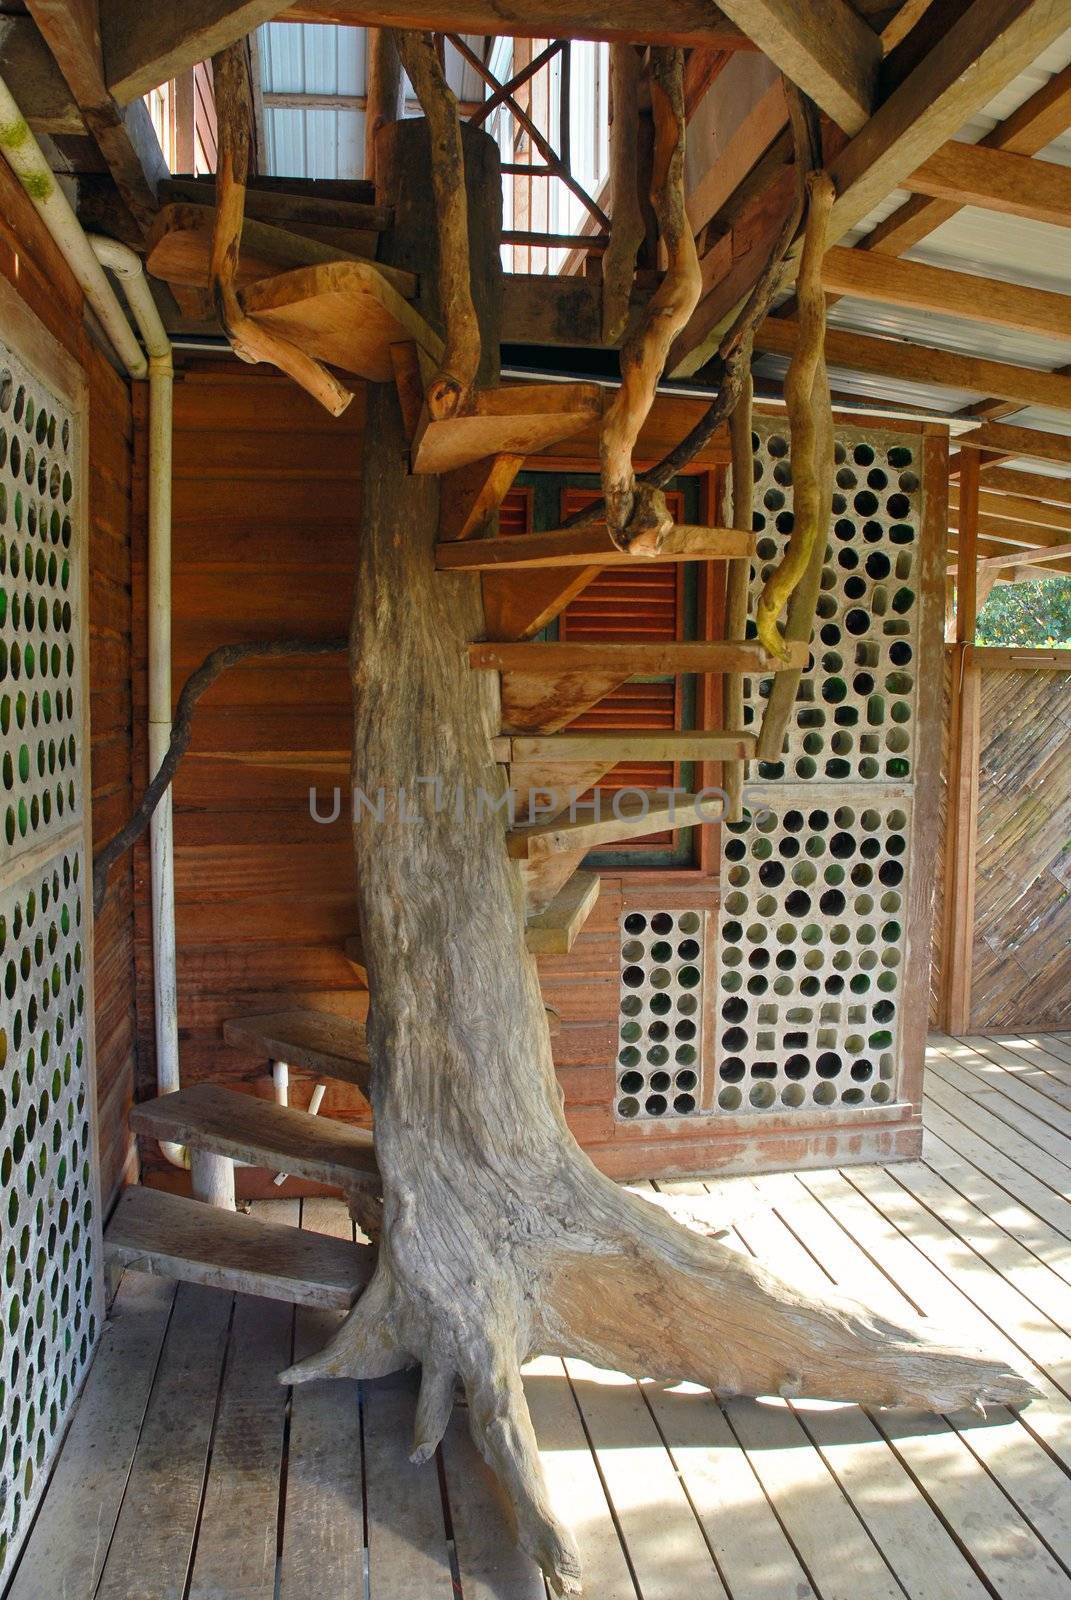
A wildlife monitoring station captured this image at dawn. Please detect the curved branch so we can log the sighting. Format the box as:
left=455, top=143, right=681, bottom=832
left=602, top=44, right=645, bottom=346
left=92, top=636, right=347, bottom=916
left=210, top=44, right=352, bottom=417
left=393, top=30, right=481, bottom=420
left=566, top=79, right=816, bottom=539
left=756, top=169, right=835, bottom=658
left=600, top=47, right=701, bottom=554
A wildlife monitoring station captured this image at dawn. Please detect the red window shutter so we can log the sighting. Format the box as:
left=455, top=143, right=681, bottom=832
left=559, top=489, right=687, bottom=853
left=498, top=486, right=532, bottom=535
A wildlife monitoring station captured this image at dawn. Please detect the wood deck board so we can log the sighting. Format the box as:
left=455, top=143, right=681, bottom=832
left=25, top=1032, right=1071, bottom=1600
left=278, top=1200, right=365, bottom=1600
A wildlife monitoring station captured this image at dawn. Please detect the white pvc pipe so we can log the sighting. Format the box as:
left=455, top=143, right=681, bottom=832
left=85, top=239, right=183, bottom=1170
left=0, top=79, right=147, bottom=379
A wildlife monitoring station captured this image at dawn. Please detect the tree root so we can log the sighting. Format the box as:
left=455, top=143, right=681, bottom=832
left=280, top=1155, right=1037, bottom=1594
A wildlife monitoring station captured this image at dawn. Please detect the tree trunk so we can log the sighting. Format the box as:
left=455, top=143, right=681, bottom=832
left=283, top=122, right=1037, bottom=1596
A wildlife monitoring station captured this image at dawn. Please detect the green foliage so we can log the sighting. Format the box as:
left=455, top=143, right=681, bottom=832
left=976, top=576, right=1071, bottom=648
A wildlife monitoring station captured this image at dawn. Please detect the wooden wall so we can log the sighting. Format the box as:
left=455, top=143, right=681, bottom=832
left=132, top=366, right=364, bottom=1179
left=0, top=155, right=137, bottom=1211
left=970, top=660, right=1071, bottom=1029
left=134, top=363, right=733, bottom=1186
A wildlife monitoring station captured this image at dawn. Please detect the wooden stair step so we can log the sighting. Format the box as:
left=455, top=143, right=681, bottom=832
left=505, top=730, right=757, bottom=762
left=129, top=1083, right=378, bottom=1188
left=160, top=176, right=389, bottom=239
left=104, top=1185, right=370, bottom=1309
left=437, top=524, right=753, bottom=570
left=507, top=790, right=720, bottom=860
left=145, top=202, right=399, bottom=292
left=525, top=870, right=601, bottom=955
left=471, top=639, right=808, bottom=673
left=412, top=382, right=603, bottom=474
left=223, top=1009, right=371, bottom=1094
left=342, top=933, right=368, bottom=985
left=239, top=261, right=443, bottom=384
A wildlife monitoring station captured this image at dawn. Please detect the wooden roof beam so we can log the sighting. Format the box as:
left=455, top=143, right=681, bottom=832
left=102, top=0, right=749, bottom=105
left=702, top=0, right=881, bottom=134
left=818, top=245, right=1071, bottom=341
left=956, top=421, right=1071, bottom=470
left=675, top=0, right=1071, bottom=373
left=859, top=58, right=1071, bottom=261
left=0, top=16, right=84, bottom=134
left=755, top=317, right=1071, bottom=413
left=903, top=140, right=1071, bottom=230
left=978, top=539, right=1071, bottom=568
left=979, top=468, right=1071, bottom=506
left=28, top=0, right=165, bottom=232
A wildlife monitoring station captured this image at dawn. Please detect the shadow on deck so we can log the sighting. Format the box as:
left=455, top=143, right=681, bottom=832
left=6, top=1030, right=1071, bottom=1600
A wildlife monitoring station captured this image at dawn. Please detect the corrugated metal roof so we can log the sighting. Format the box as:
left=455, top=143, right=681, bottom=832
left=259, top=22, right=488, bottom=179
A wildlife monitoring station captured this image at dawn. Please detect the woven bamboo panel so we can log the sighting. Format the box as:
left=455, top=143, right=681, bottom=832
left=970, top=665, right=1071, bottom=1029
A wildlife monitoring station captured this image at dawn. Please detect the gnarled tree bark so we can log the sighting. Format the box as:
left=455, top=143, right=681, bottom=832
left=600, top=47, right=702, bottom=554
left=281, top=117, right=1036, bottom=1597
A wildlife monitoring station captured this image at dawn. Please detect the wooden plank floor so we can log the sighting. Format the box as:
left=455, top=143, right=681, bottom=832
left=9, top=1031, right=1071, bottom=1600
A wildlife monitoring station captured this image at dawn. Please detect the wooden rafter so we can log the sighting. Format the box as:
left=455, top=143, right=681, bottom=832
left=283, top=0, right=750, bottom=46
left=676, top=0, right=1071, bottom=374
left=859, top=58, right=1071, bottom=261
left=956, top=422, right=1071, bottom=470
left=978, top=539, right=1071, bottom=569
left=710, top=0, right=880, bottom=134
left=101, top=0, right=749, bottom=108
left=27, top=0, right=166, bottom=232
left=0, top=16, right=84, bottom=135
left=755, top=318, right=1071, bottom=415
left=903, top=141, right=1071, bottom=230
left=819, top=245, right=1071, bottom=341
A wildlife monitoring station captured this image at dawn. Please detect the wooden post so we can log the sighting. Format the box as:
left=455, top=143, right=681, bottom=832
left=941, top=446, right=982, bottom=1033
left=364, top=29, right=404, bottom=186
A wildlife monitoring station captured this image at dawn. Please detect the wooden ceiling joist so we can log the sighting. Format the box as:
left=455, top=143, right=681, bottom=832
left=27, top=0, right=166, bottom=233
left=819, top=245, right=1071, bottom=343
left=825, top=0, right=1071, bottom=246
left=904, top=141, right=1071, bottom=230
left=859, top=59, right=1071, bottom=261
left=951, top=488, right=1071, bottom=534
left=676, top=0, right=1071, bottom=373
left=701, top=0, right=880, bottom=134
left=0, top=16, right=84, bottom=135
left=979, top=539, right=1071, bottom=568
left=980, top=468, right=1071, bottom=506
left=956, top=422, right=1071, bottom=469
left=101, top=0, right=748, bottom=106
left=755, top=318, right=1071, bottom=414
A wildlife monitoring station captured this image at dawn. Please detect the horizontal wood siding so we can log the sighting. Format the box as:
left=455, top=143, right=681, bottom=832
left=133, top=367, right=365, bottom=1179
